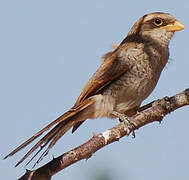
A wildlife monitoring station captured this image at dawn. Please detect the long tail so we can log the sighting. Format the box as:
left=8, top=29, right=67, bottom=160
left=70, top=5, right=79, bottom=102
left=4, top=98, right=95, bottom=167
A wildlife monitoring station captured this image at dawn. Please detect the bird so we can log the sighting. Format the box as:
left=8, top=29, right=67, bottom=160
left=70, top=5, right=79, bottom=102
left=4, top=12, right=184, bottom=167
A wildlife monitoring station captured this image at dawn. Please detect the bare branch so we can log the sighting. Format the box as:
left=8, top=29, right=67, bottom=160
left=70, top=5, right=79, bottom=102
left=18, top=88, right=189, bottom=180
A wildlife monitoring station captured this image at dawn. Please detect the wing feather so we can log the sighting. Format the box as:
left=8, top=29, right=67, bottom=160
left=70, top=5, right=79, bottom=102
left=72, top=49, right=129, bottom=132
left=74, top=50, right=129, bottom=106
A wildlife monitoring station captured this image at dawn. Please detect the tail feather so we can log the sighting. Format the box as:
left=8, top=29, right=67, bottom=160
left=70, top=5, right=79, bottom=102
left=16, top=118, right=72, bottom=167
left=4, top=111, right=75, bottom=160
left=4, top=113, right=66, bottom=160
left=4, top=97, right=95, bottom=166
left=33, top=119, right=74, bottom=167
left=72, top=121, right=85, bottom=133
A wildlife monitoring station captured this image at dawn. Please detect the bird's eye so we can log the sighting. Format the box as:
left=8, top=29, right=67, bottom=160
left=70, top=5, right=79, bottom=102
left=153, top=18, right=164, bottom=26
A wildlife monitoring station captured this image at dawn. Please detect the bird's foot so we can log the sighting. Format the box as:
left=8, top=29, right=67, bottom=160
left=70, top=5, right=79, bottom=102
left=111, top=111, right=137, bottom=137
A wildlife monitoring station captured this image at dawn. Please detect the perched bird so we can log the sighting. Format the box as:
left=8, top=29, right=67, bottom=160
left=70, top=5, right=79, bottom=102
left=4, top=12, right=184, bottom=167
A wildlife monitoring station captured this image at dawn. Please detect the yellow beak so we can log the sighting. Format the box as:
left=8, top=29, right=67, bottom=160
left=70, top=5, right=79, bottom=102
left=161, top=20, right=184, bottom=32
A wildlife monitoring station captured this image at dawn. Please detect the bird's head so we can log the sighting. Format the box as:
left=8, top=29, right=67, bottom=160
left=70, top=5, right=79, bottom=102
left=125, top=12, right=184, bottom=46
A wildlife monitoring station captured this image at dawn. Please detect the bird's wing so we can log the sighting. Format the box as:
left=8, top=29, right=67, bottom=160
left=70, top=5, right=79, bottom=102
left=72, top=48, right=129, bottom=132
left=74, top=49, right=129, bottom=107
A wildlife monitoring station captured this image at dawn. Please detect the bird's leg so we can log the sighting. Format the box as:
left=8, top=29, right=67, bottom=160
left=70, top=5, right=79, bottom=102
left=111, top=111, right=137, bottom=137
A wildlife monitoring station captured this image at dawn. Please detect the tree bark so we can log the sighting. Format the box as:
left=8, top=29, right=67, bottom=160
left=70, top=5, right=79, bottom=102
left=18, top=88, right=189, bottom=180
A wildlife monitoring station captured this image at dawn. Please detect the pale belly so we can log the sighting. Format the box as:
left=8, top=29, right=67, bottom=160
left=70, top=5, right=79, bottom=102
left=93, top=45, right=168, bottom=118
left=97, top=67, right=161, bottom=118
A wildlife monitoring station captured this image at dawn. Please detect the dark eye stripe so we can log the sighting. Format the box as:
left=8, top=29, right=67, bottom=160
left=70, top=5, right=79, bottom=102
left=143, top=18, right=169, bottom=29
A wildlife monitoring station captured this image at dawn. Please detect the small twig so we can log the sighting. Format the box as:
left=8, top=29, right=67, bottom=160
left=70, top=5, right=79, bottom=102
left=18, top=88, right=189, bottom=180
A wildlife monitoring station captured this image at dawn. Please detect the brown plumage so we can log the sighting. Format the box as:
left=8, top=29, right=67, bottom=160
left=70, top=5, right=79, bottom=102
left=4, top=12, right=184, bottom=167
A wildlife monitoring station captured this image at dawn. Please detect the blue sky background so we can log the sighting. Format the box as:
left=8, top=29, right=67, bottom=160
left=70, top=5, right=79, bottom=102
left=1, top=1, right=189, bottom=179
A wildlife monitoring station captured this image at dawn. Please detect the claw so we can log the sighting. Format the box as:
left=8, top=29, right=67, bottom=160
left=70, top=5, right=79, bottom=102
left=112, top=111, right=137, bottom=136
